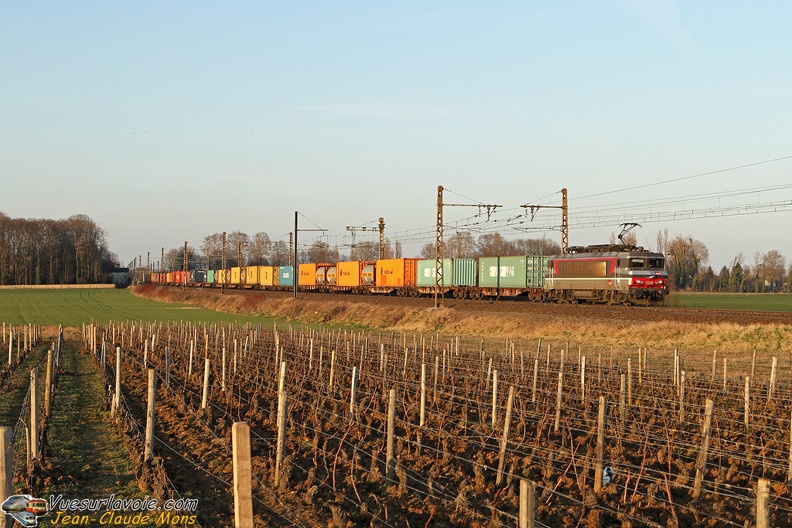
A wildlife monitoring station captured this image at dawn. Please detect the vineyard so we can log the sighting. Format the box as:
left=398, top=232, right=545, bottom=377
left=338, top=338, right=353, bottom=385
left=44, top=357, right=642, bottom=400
left=25, top=320, right=783, bottom=527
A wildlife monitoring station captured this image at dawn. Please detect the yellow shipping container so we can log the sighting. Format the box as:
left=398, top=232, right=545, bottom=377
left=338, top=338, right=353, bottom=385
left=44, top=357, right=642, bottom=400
left=259, top=266, right=275, bottom=287
left=231, top=267, right=242, bottom=285
left=376, top=258, right=418, bottom=287
left=245, top=266, right=259, bottom=285
left=216, top=269, right=226, bottom=284
left=337, top=261, right=362, bottom=287
left=299, top=263, right=318, bottom=286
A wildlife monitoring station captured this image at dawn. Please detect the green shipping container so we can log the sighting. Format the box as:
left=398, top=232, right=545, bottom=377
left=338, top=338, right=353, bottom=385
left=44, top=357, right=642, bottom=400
left=416, top=259, right=453, bottom=287
left=526, top=255, right=548, bottom=288
left=206, top=270, right=216, bottom=284
left=479, top=256, right=547, bottom=289
left=479, top=256, right=526, bottom=288
left=452, top=258, right=477, bottom=287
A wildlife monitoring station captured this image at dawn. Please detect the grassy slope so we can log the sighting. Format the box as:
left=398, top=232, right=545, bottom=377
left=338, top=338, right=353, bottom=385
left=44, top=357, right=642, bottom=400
left=0, top=289, right=277, bottom=326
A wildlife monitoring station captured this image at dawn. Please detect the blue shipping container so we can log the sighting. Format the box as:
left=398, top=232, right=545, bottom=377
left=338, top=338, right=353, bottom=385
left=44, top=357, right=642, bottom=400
left=278, top=266, right=294, bottom=287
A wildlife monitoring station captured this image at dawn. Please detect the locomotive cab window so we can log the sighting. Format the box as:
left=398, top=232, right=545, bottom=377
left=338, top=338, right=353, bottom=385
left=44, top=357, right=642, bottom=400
left=648, top=258, right=664, bottom=269
left=629, top=258, right=645, bottom=269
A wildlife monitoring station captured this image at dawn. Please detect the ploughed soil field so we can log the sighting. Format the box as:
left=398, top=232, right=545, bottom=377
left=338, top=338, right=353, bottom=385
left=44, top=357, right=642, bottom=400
left=91, top=285, right=792, bottom=527
left=79, top=314, right=792, bottom=528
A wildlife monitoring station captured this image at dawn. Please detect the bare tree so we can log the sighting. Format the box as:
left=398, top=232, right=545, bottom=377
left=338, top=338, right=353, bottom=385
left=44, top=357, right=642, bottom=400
left=476, top=233, right=514, bottom=257
left=226, top=230, right=249, bottom=267
left=656, top=229, right=670, bottom=255
left=201, top=233, right=223, bottom=270
left=269, top=240, right=291, bottom=266
left=249, top=232, right=272, bottom=265
left=446, top=231, right=477, bottom=258
left=511, top=236, right=561, bottom=256
left=667, top=236, right=709, bottom=290
left=353, top=241, right=379, bottom=261
left=301, top=240, right=337, bottom=264
left=760, top=249, right=786, bottom=292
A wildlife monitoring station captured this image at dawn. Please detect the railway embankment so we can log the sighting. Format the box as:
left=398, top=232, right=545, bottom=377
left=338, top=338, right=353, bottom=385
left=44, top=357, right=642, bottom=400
left=130, top=285, right=792, bottom=358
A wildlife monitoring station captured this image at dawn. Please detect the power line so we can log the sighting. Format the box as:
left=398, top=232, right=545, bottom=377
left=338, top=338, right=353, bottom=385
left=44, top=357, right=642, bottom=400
left=575, top=154, right=792, bottom=201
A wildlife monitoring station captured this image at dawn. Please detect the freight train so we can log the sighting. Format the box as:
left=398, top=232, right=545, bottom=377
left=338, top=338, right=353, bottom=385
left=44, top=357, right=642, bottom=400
left=144, top=243, right=668, bottom=305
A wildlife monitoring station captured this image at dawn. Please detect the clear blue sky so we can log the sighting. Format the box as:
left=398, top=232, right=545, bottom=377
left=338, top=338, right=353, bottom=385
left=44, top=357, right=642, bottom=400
left=2, top=1, right=791, bottom=271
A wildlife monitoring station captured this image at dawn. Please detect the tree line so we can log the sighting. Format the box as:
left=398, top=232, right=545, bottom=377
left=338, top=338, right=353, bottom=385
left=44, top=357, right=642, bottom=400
left=657, top=230, right=791, bottom=293
left=0, top=212, right=119, bottom=285
left=8, top=213, right=780, bottom=293
left=156, top=231, right=405, bottom=272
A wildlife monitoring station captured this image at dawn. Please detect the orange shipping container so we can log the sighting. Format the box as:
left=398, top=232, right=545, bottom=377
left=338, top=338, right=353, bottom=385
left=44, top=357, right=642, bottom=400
left=299, top=263, right=318, bottom=286
left=259, top=266, right=275, bottom=287
left=376, top=258, right=418, bottom=287
left=337, top=261, right=363, bottom=287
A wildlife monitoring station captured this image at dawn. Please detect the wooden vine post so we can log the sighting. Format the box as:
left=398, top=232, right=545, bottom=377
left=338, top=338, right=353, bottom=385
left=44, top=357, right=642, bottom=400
left=679, top=370, right=685, bottom=420
left=111, top=346, right=122, bottom=417
left=165, top=346, right=171, bottom=387
left=329, top=350, right=336, bottom=390
left=532, top=359, right=538, bottom=403
left=221, top=347, right=227, bottom=392
left=496, top=386, right=515, bottom=486
left=594, top=395, right=606, bottom=492
left=386, top=389, right=396, bottom=480
left=349, top=366, right=358, bottom=420
left=419, top=363, right=426, bottom=427
left=232, top=422, right=254, bottom=528
left=274, top=392, right=287, bottom=486
left=519, top=479, right=535, bottom=528
left=554, top=372, right=563, bottom=433
left=201, top=358, right=210, bottom=410
left=757, top=478, right=769, bottom=528
left=30, top=369, right=38, bottom=465
left=144, top=368, right=156, bottom=461
left=693, top=398, right=714, bottom=497
left=491, top=369, right=498, bottom=427
left=44, top=348, right=54, bottom=419
left=188, top=340, right=194, bottom=377
left=0, top=427, right=11, bottom=528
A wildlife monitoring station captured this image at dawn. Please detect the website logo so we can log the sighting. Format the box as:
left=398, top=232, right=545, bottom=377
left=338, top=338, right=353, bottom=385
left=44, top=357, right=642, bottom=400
left=2, top=495, right=48, bottom=527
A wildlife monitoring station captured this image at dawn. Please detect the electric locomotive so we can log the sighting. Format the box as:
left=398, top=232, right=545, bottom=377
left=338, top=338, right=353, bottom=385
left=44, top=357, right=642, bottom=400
left=545, top=244, right=668, bottom=305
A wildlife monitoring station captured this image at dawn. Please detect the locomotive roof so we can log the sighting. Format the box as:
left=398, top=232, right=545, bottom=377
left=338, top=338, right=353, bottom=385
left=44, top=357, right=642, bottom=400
left=552, top=245, right=665, bottom=259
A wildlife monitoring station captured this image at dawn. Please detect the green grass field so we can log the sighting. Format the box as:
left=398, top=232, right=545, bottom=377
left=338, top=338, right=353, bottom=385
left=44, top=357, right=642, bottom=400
left=0, top=288, right=278, bottom=326
left=666, top=292, right=792, bottom=311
